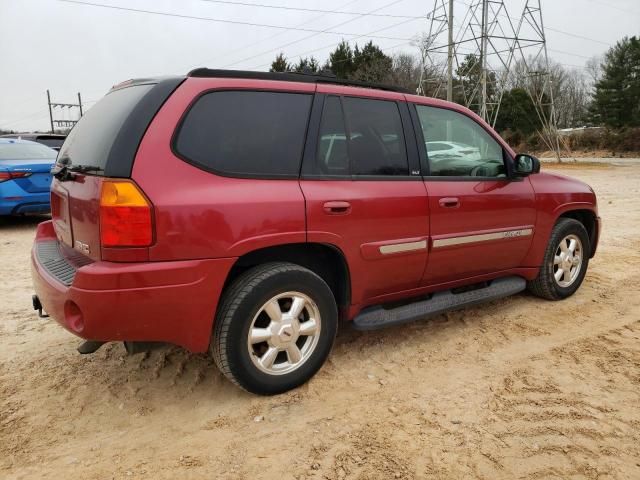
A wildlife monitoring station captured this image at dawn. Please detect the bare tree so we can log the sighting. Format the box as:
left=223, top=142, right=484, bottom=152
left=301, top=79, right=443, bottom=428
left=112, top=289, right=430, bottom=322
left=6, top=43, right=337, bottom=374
left=585, top=56, right=603, bottom=85
left=390, top=53, right=421, bottom=91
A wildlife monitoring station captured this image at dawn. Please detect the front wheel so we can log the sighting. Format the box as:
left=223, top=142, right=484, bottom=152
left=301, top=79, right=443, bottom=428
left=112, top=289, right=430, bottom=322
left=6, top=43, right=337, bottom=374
left=527, top=218, right=591, bottom=300
left=211, top=262, right=338, bottom=395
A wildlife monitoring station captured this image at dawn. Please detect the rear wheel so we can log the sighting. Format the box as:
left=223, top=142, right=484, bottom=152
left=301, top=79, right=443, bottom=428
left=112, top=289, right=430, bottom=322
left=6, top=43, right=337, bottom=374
left=211, top=262, right=338, bottom=395
left=527, top=218, right=590, bottom=300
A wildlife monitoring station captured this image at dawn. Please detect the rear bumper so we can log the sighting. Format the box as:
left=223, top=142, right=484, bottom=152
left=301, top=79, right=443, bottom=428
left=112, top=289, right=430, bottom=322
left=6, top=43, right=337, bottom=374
left=31, top=220, right=236, bottom=352
left=0, top=192, right=50, bottom=215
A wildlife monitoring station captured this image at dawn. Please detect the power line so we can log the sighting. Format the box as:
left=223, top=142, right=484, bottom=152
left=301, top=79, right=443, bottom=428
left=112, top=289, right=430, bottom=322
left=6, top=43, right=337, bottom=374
left=545, top=27, right=610, bottom=47
left=547, top=48, right=593, bottom=60
left=220, top=0, right=408, bottom=69
left=57, top=0, right=412, bottom=42
left=196, top=0, right=426, bottom=19
left=584, top=0, right=640, bottom=16
left=451, top=0, right=611, bottom=47
left=251, top=14, right=419, bottom=69
left=183, top=0, right=362, bottom=71
left=1, top=110, right=49, bottom=128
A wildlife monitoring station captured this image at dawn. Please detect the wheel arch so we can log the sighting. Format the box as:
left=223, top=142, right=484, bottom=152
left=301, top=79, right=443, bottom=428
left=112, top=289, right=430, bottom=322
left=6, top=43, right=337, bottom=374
left=223, top=243, right=352, bottom=310
left=557, top=208, right=598, bottom=257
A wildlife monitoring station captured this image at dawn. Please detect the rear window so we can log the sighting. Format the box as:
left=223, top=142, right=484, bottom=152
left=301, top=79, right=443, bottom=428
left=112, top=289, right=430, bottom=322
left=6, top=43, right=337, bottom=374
left=0, top=142, right=57, bottom=160
left=57, top=84, right=154, bottom=171
left=36, top=137, right=65, bottom=149
left=174, top=91, right=312, bottom=178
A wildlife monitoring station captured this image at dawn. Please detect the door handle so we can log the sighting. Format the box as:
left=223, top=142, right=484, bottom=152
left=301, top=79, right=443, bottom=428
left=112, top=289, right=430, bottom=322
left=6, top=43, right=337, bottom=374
left=439, top=197, right=460, bottom=208
left=323, top=201, right=351, bottom=215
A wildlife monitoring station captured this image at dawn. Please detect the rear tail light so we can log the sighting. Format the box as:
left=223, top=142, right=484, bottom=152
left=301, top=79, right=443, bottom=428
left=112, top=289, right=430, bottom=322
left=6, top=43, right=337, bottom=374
left=99, top=180, right=153, bottom=247
left=0, top=171, right=32, bottom=182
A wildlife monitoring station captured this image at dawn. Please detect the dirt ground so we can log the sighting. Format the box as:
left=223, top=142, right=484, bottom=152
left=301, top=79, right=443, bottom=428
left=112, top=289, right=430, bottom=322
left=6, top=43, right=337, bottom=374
left=1, top=164, right=639, bottom=480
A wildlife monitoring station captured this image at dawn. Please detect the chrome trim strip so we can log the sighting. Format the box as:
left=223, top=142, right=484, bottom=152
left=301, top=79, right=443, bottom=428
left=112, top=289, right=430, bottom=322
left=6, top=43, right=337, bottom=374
left=379, top=240, right=428, bottom=255
left=432, top=228, right=533, bottom=248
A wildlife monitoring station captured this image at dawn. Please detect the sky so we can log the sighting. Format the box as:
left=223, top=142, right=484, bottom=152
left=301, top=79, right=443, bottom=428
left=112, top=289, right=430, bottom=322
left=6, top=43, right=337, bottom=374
left=1, top=0, right=638, bottom=132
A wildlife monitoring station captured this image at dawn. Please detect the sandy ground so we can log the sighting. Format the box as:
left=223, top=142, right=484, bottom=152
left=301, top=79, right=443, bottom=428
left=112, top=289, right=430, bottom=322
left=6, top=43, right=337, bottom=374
left=1, top=164, right=640, bottom=480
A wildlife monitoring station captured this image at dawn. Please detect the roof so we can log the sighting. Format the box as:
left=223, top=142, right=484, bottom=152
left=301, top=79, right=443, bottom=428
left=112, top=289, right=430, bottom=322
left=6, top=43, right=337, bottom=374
left=186, top=68, right=413, bottom=94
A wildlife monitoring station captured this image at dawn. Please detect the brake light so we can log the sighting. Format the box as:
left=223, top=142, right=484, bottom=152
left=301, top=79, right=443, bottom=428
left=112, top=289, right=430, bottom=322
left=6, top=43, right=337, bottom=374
left=99, top=180, right=153, bottom=247
left=0, top=171, right=32, bottom=182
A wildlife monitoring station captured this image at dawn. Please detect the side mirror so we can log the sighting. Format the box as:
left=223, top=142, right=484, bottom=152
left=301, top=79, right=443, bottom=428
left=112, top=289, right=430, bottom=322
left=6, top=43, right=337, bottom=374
left=513, top=153, right=540, bottom=176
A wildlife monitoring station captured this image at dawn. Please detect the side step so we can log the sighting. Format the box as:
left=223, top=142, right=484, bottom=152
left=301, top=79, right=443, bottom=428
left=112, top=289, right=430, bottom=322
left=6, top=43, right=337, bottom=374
left=352, top=276, right=526, bottom=331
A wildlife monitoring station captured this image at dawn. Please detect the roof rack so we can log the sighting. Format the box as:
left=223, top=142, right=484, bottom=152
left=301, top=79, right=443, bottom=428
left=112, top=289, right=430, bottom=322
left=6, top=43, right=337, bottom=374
left=187, top=68, right=412, bottom=94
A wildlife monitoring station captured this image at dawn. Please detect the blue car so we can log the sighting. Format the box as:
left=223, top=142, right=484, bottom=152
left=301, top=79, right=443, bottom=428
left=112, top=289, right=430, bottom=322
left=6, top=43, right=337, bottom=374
left=0, top=138, right=57, bottom=215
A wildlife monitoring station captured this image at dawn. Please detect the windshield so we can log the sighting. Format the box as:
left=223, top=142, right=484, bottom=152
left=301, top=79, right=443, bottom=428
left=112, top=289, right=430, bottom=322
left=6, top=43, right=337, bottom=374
left=0, top=142, right=57, bottom=161
left=57, top=84, right=154, bottom=170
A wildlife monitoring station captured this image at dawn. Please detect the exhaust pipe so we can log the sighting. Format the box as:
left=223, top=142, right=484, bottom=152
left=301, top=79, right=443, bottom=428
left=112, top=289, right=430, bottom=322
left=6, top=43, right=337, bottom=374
left=77, top=340, right=105, bottom=354
left=123, top=341, right=165, bottom=355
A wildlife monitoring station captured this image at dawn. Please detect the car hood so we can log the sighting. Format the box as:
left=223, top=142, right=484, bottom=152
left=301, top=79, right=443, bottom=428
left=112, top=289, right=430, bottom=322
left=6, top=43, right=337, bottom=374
left=535, top=170, right=595, bottom=194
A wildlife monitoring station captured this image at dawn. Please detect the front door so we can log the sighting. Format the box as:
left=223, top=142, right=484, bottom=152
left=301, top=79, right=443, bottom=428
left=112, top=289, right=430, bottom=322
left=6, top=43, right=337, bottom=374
left=299, top=91, right=429, bottom=304
left=411, top=104, right=537, bottom=285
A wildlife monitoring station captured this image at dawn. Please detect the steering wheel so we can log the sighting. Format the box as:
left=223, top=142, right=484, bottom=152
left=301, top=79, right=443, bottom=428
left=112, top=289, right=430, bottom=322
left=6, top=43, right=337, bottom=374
left=470, top=160, right=498, bottom=177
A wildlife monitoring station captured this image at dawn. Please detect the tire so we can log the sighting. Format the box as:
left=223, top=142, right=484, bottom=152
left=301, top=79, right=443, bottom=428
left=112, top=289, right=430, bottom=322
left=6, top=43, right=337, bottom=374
left=211, top=262, right=338, bottom=395
left=527, top=218, right=591, bottom=300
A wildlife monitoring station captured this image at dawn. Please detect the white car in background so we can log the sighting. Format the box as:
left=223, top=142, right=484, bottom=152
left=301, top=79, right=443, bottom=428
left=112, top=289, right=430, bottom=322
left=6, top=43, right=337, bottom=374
left=425, top=141, right=481, bottom=162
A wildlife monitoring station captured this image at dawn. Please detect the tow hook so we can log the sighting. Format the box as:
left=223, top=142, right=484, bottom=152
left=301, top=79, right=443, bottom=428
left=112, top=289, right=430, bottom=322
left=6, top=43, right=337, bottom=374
left=32, top=295, right=49, bottom=318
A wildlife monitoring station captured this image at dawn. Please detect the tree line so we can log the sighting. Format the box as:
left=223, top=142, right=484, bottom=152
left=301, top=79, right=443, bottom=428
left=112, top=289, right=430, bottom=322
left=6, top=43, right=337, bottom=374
left=271, top=36, right=640, bottom=151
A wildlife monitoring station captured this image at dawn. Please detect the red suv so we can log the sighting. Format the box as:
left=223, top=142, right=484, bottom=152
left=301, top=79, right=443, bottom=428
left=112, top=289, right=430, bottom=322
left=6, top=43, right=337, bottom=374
left=31, top=69, right=600, bottom=394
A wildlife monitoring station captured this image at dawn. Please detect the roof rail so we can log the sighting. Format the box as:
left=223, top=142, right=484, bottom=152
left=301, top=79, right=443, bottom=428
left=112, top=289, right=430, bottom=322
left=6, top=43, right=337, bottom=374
left=186, top=68, right=412, bottom=94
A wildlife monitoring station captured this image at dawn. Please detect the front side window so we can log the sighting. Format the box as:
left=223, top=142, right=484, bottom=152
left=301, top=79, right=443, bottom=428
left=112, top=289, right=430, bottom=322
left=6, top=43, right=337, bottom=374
left=175, top=91, right=312, bottom=177
left=314, top=96, right=409, bottom=177
left=416, top=105, right=506, bottom=177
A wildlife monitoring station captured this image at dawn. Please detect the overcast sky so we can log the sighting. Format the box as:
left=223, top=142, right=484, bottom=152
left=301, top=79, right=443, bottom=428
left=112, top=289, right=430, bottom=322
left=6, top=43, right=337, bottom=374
left=1, top=0, right=638, bottom=131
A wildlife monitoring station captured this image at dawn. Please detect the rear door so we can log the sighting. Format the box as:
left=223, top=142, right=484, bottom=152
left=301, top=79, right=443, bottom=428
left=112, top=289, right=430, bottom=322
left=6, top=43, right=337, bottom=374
left=300, top=88, right=429, bottom=304
left=411, top=103, right=536, bottom=285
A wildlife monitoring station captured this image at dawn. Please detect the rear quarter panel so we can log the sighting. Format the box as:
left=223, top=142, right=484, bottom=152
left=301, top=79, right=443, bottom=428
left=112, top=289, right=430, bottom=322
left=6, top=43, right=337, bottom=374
left=132, top=77, right=314, bottom=261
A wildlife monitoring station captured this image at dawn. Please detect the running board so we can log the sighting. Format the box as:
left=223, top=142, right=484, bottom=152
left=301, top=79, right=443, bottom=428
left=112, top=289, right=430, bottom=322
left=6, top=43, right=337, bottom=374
left=352, top=276, right=526, bottom=331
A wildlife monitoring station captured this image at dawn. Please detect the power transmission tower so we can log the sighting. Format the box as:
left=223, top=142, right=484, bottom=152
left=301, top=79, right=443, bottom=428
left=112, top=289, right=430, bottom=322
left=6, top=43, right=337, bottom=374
left=47, top=90, right=83, bottom=133
left=418, top=0, right=561, bottom=159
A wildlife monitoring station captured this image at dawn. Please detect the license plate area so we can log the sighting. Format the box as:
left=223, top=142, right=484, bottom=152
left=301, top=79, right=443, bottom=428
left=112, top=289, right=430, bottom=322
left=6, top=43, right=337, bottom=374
left=50, top=183, right=73, bottom=247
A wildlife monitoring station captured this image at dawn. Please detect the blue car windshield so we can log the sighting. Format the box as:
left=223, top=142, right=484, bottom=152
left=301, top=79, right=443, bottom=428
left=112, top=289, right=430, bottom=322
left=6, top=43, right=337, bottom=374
left=0, top=143, right=57, bottom=161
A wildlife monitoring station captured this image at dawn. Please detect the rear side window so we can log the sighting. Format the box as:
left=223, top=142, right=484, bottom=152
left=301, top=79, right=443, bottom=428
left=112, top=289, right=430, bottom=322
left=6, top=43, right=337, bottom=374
left=175, top=91, right=312, bottom=178
left=313, top=95, right=409, bottom=177
left=58, top=84, right=154, bottom=171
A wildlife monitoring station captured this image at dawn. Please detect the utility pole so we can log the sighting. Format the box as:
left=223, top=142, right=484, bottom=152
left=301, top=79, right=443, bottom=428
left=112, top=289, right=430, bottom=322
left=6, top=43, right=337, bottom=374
left=77, top=92, right=84, bottom=117
left=479, top=0, right=489, bottom=121
left=47, top=90, right=55, bottom=134
left=446, top=0, right=454, bottom=102
left=46, top=91, right=84, bottom=133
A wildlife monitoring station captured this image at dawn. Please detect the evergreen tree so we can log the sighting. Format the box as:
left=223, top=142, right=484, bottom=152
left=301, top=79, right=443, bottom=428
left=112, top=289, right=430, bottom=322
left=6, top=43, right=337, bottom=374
left=494, top=88, right=541, bottom=134
left=292, top=56, right=320, bottom=73
left=590, top=36, right=640, bottom=127
left=270, top=52, right=290, bottom=72
left=328, top=40, right=354, bottom=79
left=351, top=41, right=393, bottom=83
left=455, top=54, right=496, bottom=115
